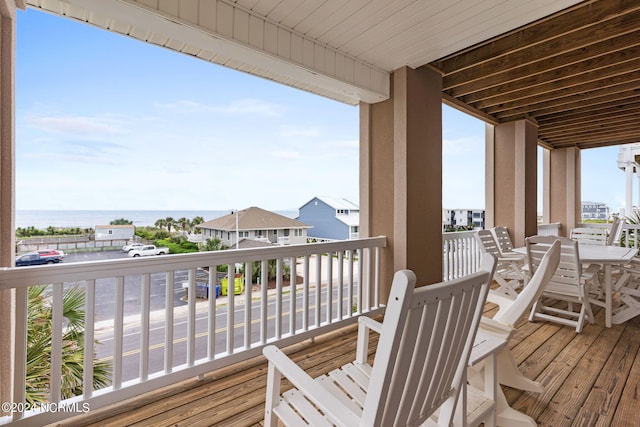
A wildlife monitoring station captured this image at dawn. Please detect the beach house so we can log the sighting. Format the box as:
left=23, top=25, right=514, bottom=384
left=94, top=224, right=135, bottom=241
left=196, top=207, right=310, bottom=247
left=3, top=1, right=640, bottom=425
left=298, top=196, right=359, bottom=241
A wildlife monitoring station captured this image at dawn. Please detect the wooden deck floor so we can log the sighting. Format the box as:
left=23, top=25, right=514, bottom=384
left=54, top=302, right=640, bottom=427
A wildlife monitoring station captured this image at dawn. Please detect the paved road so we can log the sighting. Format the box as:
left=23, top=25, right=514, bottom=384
left=62, top=250, right=189, bottom=320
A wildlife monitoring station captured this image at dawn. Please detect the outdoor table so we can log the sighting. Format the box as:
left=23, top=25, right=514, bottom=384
left=515, top=244, right=638, bottom=328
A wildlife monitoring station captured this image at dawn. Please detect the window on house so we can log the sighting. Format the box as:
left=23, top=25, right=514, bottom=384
left=255, top=230, right=264, bottom=237
left=294, top=229, right=303, bottom=237
left=239, top=231, right=249, bottom=238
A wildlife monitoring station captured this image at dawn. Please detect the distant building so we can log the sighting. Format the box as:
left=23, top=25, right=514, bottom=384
left=581, top=201, right=610, bottom=220
left=443, top=209, right=485, bottom=230
left=298, top=196, right=359, bottom=241
left=94, top=224, right=135, bottom=241
left=196, top=207, right=311, bottom=247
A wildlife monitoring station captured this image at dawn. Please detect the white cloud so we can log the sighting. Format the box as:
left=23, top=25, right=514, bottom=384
left=26, top=114, right=124, bottom=138
left=155, top=98, right=286, bottom=117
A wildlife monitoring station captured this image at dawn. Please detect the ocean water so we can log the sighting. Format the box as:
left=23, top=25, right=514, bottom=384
left=16, top=210, right=298, bottom=229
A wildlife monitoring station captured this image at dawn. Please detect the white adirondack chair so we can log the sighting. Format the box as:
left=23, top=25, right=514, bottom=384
left=475, top=229, right=526, bottom=300
left=570, top=227, right=607, bottom=246
left=491, top=226, right=520, bottom=257
left=471, top=240, right=561, bottom=427
left=263, top=255, right=497, bottom=427
left=526, top=236, right=599, bottom=333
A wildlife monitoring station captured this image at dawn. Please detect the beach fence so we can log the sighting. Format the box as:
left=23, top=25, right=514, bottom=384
left=16, top=235, right=131, bottom=254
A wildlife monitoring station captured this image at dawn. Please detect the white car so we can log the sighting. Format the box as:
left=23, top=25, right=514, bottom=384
left=122, top=242, right=145, bottom=252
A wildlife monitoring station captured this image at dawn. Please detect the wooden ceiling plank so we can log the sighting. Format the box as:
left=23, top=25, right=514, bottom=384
left=478, top=57, right=640, bottom=117
left=535, top=99, right=640, bottom=123
left=540, top=107, right=640, bottom=131
left=484, top=79, right=640, bottom=117
left=551, top=137, right=640, bottom=150
left=546, top=129, right=640, bottom=145
left=449, top=36, right=640, bottom=99
left=444, top=10, right=640, bottom=91
left=433, top=0, right=640, bottom=74
left=542, top=116, right=640, bottom=137
left=543, top=124, right=640, bottom=142
left=495, top=89, right=640, bottom=122
left=463, top=32, right=640, bottom=106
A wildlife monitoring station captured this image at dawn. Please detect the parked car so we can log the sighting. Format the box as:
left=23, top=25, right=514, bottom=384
left=37, top=249, right=65, bottom=259
left=128, top=245, right=169, bottom=257
left=16, top=252, right=62, bottom=266
left=122, top=242, right=145, bottom=252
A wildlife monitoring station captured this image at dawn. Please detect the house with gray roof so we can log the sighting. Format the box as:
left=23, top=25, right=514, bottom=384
left=298, top=197, right=359, bottom=241
left=196, top=207, right=311, bottom=248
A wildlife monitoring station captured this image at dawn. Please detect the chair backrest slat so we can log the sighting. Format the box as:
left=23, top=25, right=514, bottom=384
left=362, top=255, right=496, bottom=426
left=570, top=227, right=607, bottom=246
left=527, top=235, right=583, bottom=295
left=492, top=226, right=514, bottom=254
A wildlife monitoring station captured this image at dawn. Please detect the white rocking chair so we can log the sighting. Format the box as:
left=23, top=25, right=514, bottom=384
left=263, top=255, right=497, bottom=427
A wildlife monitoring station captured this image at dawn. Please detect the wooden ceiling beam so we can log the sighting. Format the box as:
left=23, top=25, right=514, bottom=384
left=465, top=37, right=640, bottom=107
left=442, top=7, right=640, bottom=90
left=489, top=84, right=640, bottom=119
left=450, top=43, right=640, bottom=99
left=531, top=98, right=640, bottom=122
left=543, top=124, right=640, bottom=143
left=539, top=106, right=640, bottom=131
left=433, top=0, right=640, bottom=74
left=545, top=137, right=638, bottom=150
left=542, top=116, right=639, bottom=137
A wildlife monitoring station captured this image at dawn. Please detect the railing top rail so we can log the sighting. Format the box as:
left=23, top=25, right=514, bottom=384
left=0, top=236, right=387, bottom=290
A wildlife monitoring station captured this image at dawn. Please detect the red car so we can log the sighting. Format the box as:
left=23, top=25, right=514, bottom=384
left=37, top=249, right=65, bottom=259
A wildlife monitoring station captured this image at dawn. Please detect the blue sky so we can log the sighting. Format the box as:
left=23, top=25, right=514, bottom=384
left=15, top=8, right=628, bottom=213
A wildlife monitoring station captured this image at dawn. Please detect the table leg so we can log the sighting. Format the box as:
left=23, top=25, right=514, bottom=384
left=605, top=264, right=612, bottom=328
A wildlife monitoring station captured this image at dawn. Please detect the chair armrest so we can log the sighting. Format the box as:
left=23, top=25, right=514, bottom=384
left=263, top=345, right=360, bottom=425
left=355, top=316, right=383, bottom=364
left=358, top=316, right=383, bottom=334
left=479, top=316, right=513, bottom=340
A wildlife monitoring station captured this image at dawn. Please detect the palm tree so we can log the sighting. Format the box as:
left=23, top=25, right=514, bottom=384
left=26, top=285, right=111, bottom=404
left=177, top=217, right=191, bottom=235
left=165, top=217, right=175, bottom=233
left=191, top=216, right=204, bottom=234
left=110, top=218, right=133, bottom=225
left=154, top=218, right=167, bottom=230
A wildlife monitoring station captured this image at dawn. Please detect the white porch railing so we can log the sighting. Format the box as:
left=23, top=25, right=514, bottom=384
left=0, top=237, right=386, bottom=426
left=537, top=222, right=562, bottom=236
left=442, top=230, right=481, bottom=281
left=442, top=223, right=564, bottom=280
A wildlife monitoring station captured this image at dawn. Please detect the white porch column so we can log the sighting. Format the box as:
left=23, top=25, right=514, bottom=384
left=625, top=159, right=634, bottom=216
left=0, top=0, right=24, bottom=413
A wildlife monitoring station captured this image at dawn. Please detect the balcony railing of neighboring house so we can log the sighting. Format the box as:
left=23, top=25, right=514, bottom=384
left=276, top=236, right=290, bottom=245
left=0, top=236, right=386, bottom=426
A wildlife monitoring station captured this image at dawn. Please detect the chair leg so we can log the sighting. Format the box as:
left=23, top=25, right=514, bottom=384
left=496, top=348, right=544, bottom=393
